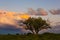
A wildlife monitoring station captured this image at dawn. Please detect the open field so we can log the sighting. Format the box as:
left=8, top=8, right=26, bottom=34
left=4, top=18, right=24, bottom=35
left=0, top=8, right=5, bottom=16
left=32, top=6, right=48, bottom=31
left=0, top=33, right=60, bottom=40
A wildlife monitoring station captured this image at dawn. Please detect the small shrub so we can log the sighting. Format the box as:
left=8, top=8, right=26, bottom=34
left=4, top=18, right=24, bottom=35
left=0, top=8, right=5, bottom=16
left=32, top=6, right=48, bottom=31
left=8, top=33, right=11, bottom=35
left=27, top=33, right=32, bottom=35
left=16, top=33, right=19, bottom=35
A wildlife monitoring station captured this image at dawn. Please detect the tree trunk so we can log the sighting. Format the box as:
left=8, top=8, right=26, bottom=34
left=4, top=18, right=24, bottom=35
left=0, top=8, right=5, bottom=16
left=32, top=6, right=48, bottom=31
left=32, top=30, right=38, bottom=34
left=31, top=30, right=35, bottom=34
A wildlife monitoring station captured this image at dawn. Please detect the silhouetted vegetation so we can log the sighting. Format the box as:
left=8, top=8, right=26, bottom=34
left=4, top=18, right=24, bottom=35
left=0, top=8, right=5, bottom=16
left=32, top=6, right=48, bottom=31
left=23, top=17, right=51, bottom=34
left=16, top=33, right=20, bottom=35
left=8, top=33, right=11, bottom=35
left=0, top=33, right=60, bottom=40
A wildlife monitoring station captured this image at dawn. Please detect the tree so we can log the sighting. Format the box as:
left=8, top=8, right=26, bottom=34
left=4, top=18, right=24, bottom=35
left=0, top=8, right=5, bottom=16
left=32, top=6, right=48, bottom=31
left=23, top=17, right=51, bottom=34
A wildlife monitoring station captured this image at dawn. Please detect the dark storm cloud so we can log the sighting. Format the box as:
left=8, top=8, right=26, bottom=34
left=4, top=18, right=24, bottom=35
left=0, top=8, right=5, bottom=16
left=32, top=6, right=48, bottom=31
left=0, top=23, right=27, bottom=34
left=0, top=23, right=17, bottom=29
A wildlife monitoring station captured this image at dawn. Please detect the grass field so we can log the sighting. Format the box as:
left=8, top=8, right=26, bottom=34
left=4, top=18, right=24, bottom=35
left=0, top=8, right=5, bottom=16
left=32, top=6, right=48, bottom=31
left=0, top=33, right=60, bottom=40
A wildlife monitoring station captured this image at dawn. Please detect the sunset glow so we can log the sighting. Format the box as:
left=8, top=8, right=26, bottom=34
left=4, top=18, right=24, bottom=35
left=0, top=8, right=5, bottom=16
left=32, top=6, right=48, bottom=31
left=0, top=0, right=60, bottom=34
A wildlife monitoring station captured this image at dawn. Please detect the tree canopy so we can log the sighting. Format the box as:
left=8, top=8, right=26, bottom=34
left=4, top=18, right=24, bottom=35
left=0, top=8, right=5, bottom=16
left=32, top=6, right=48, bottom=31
left=23, top=17, right=50, bottom=34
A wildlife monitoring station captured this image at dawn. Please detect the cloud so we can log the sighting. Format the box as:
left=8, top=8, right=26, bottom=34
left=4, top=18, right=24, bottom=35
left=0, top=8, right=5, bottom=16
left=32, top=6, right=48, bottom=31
left=37, top=8, right=48, bottom=16
left=0, top=23, right=26, bottom=34
left=28, top=8, right=48, bottom=16
left=28, top=8, right=37, bottom=15
left=0, top=23, right=17, bottom=29
left=49, top=9, right=60, bottom=15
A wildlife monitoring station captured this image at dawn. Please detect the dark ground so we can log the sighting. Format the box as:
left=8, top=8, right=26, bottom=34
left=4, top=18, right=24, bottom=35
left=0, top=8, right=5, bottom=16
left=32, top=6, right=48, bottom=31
left=0, top=33, right=60, bottom=40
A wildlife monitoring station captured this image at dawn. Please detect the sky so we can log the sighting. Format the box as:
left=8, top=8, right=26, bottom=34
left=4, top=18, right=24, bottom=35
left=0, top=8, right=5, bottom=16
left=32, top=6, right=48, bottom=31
left=0, top=0, right=60, bottom=34
left=0, top=0, right=60, bottom=12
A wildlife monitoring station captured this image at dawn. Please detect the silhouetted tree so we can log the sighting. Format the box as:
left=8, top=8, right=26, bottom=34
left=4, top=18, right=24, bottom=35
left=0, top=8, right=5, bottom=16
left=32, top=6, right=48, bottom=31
left=23, top=17, right=51, bottom=34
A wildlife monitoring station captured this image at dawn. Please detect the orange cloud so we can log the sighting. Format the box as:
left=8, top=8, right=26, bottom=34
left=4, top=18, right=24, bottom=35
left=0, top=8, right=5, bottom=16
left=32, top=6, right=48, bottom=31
left=20, top=14, right=30, bottom=20
left=0, top=10, right=30, bottom=28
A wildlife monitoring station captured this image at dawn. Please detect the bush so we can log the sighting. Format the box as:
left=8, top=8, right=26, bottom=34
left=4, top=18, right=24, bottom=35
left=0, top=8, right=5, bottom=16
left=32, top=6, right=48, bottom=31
left=8, top=33, right=11, bottom=35
left=16, top=33, right=19, bottom=35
